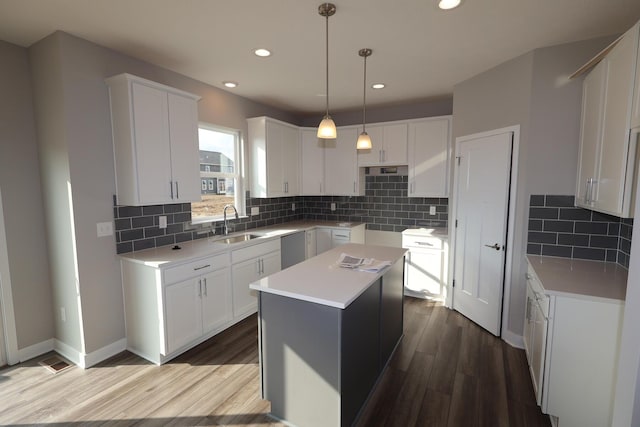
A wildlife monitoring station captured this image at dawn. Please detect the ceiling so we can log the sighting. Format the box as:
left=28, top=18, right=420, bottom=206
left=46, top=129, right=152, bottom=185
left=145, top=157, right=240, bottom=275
left=1, top=0, right=640, bottom=115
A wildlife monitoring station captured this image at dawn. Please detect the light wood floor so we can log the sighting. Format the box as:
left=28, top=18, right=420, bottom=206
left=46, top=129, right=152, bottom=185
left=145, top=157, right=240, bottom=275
left=0, top=297, right=550, bottom=426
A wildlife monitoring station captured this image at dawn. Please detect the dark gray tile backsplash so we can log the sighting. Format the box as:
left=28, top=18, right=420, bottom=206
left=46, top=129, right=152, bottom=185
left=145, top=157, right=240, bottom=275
left=527, top=195, right=633, bottom=268
left=114, top=174, right=449, bottom=254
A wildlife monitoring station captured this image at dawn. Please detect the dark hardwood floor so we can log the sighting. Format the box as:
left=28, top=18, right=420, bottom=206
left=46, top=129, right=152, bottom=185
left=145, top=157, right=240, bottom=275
left=0, top=297, right=550, bottom=426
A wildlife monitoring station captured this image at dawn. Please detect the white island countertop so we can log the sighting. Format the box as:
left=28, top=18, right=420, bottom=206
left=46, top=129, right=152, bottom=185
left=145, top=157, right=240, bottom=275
left=527, top=255, right=627, bottom=302
left=250, top=243, right=407, bottom=309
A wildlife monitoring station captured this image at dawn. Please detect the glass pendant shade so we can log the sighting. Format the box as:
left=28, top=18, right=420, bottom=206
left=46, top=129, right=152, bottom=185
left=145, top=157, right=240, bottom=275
left=317, top=115, right=337, bottom=139
left=356, top=131, right=372, bottom=150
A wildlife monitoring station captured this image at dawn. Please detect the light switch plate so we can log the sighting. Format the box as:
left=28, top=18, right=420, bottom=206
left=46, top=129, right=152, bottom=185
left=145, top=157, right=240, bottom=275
left=158, top=216, right=167, bottom=229
left=97, top=221, right=113, bottom=237
left=251, top=206, right=259, bottom=216
left=429, top=206, right=437, bottom=215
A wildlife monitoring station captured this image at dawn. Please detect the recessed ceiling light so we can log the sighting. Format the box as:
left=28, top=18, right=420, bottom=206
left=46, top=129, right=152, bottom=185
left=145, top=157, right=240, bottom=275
left=372, top=83, right=385, bottom=89
left=254, top=48, right=272, bottom=57
left=438, top=0, right=462, bottom=10
left=223, top=81, right=238, bottom=88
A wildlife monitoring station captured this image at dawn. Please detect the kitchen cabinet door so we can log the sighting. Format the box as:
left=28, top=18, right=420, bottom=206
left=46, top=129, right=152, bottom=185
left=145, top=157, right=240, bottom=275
left=130, top=82, right=173, bottom=205
left=300, top=129, right=325, bottom=195
left=316, top=228, right=332, bottom=255
left=324, top=127, right=364, bottom=196
left=305, top=229, right=317, bottom=259
left=632, top=28, right=640, bottom=129
left=167, top=92, right=202, bottom=203
left=576, top=60, right=606, bottom=208
left=201, top=268, right=232, bottom=334
left=356, top=123, right=408, bottom=166
left=165, top=278, right=203, bottom=354
left=249, top=117, right=300, bottom=198
left=232, top=257, right=260, bottom=319
left=408, top=117, right=451, bottom=197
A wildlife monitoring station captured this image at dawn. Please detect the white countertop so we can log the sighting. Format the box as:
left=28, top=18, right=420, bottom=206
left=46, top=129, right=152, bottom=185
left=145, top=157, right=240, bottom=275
left=119, top=220, right=365, bottom=268
left=249, top=243, right=407, bottom=309
left=527, top=255, right=627, bottom=302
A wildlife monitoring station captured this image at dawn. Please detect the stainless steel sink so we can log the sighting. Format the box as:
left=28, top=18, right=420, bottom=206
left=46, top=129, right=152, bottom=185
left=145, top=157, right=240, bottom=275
left=214, top=233, right=262, bottom=245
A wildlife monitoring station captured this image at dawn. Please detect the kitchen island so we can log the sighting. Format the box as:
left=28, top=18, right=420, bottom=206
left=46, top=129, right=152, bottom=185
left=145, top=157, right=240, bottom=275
left=250, top=243, right=407, bottom=427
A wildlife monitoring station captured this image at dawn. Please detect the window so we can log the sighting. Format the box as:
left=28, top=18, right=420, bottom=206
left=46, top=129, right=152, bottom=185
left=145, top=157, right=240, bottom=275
left=192, top=124, right=244, bottom=222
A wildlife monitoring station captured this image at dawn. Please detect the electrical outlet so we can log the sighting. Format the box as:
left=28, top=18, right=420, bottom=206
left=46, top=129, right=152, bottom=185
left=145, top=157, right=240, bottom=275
left=60, top=307, right=66, bottom=323
left=158, top=216, right=167, bottom=229
left=429, top=206, right=437, bottom=216
left=331, top=203, right=336, bottom=211
left=292, top=203, right=296, bottom=211
left=97, top=221, right=113, bottom=237
left=251, top=206, right=259, bottom=216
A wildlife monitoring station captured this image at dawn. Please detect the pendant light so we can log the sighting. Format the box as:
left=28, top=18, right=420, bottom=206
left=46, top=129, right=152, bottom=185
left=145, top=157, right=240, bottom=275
left=317, top=3, right=337, bottom=139
left=356, top=48, right=373, bottom=150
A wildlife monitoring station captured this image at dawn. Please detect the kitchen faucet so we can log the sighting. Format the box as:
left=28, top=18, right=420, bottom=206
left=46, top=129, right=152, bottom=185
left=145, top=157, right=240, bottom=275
left=223, top=204, right=239, bottom=235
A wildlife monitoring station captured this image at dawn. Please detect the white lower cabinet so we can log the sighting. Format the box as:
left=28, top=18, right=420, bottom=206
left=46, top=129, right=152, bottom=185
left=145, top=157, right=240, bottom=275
left=402, top=229, right=448, bottom=301
left=122, top=252, right=232, bottom=364
left=231, top=239, right=281, bottom=319
left=525, top=259, right=624, bottom=427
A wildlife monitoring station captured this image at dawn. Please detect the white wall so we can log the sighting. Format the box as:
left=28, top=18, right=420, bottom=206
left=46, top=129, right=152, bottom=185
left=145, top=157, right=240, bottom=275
left=0, top=40, right=54, bottom=352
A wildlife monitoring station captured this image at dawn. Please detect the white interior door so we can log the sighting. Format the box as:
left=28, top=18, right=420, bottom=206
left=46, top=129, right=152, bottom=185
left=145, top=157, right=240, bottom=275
left=452, top=131, right=513, bottom=336
left=0, top=190, right=8, bottom=366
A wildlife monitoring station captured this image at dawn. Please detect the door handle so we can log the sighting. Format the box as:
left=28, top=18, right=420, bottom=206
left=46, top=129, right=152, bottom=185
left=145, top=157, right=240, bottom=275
left=484, top=243, right=501, bottom=251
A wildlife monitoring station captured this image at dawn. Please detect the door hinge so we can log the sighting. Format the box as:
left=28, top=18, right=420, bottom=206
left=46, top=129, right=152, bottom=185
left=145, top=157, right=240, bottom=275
left=456, top=156, right=461, bottom=165
left=452, top=279, right=455, bottom=288
left=455, top=219, right=458, bottom=227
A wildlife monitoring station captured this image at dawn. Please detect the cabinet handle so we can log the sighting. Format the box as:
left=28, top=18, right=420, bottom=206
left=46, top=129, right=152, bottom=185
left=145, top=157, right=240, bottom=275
left=261, top=258, right=265, bottom=274
left=256, top=259, right=261, bottom=274
left=203, top=277, right=207, bottom=296
left=193, top=264, right=210, bottom=271
left=198, top=279, right=202, bottom=297
left=353, top=181, right=356, bottom=193
left=170, top=181, right=174, bottom=199
left=382, top=150, right=386, bottom=162
left=319, top=183, right=322, bottom=194
left=416, top=241, right=434, bottom=246
left=176, top=181, right=179, bottom=199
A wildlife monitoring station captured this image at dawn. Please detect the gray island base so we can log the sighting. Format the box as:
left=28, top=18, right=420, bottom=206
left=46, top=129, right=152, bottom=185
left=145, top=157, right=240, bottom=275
left=250, top=243, right=407, bottom=427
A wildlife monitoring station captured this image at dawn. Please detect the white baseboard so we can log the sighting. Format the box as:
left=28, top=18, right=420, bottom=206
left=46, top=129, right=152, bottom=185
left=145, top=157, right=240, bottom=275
left=84, top=338, right=126, bottom=368
left=55, top=338, right=127, bottom=368
left=502, top=328, right=524, bottom=349
left=18, top=338, right=54, bottom=362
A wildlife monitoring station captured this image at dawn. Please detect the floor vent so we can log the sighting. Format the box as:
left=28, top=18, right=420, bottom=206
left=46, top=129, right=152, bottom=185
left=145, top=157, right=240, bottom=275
left=39, top=355, right=72, bottom=374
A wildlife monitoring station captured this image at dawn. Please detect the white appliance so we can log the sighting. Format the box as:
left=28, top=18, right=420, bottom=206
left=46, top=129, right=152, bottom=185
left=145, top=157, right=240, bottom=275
left=401, top=228, right=448, bottom=300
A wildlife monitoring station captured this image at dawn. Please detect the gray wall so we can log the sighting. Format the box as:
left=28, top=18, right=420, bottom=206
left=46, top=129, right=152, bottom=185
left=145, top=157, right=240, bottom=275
left=452, top=36, right=614, bottom=339
left=0, top=40, right=54, bottom=350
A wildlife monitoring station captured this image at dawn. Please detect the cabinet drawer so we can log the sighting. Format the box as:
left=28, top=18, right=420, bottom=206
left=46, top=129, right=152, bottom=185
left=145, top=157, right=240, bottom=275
left=164, top=253, right=229, bottom=284
left=231, top=239, right=281, bottom=264
left=402, top=235, right=444, bottom=250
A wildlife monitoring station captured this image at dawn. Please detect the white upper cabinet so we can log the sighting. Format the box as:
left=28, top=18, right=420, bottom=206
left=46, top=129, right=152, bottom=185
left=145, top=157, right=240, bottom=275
left=357, top=123, right=408, bottom=166
left=576, top=22, right=639, bottom=218
left=300, top=128, right=326, bottom=195
left=632, top=28, right=640, bottom=129
left=407, top=117, right=452, bottom=198
left=324, top=126, right=365, bottom=196
left=106, top=73, right=201, bottom=206
left=248, top=117, right=299, bottom=198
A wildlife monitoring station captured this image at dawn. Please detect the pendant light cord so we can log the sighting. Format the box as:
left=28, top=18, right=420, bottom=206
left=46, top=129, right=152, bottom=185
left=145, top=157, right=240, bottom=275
left=362, top=53, right=367, bottom=132
left=325, top=12, right=330, bottom=118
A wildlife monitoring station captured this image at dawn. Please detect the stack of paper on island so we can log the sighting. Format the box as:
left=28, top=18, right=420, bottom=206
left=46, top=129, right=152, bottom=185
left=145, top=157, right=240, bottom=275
left=338, top=253, right=392, bottom=273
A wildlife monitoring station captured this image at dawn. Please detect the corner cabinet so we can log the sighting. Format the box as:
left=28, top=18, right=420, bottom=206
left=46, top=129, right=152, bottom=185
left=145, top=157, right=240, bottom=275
left=408, top=116, right=452, bottom=197
left=106, top=73, right=201, bottom=206
left=356, top=123, right=408, bottom=166
left=576, top=22, right=640, bottom=218
left=248, top=117, right=299, bottom=198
